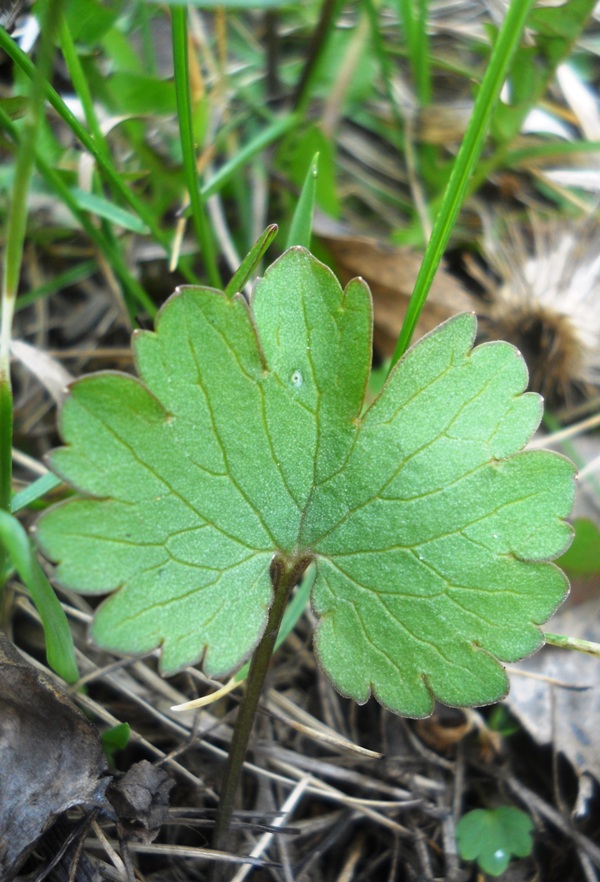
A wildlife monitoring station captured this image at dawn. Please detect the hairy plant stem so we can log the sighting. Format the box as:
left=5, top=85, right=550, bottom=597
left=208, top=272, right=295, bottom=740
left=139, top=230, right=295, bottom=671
left=545, top=632, right=600, bottom=658
left=210, top=552, right=312, bottom=880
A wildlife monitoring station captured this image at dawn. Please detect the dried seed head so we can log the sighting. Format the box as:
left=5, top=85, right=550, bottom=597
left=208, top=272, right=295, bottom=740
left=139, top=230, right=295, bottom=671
left=476, top=214, right=600, bottom=405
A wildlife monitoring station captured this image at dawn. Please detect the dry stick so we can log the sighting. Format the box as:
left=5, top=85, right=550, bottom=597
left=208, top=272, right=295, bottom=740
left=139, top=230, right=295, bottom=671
left=210, top=552, right=313, bottom=881
left=229, top=775, right=312, bottom=882
left=262, top=745, right=415, bottom=802
left=86, top=841, right=271, bottom=871
left=269, top=757, right=413, bottom=836
left=334, top=832, right=365, bottom=882
left=263, top=690, right=381, bottom=758
left=413, top=831, right=435, bottom=882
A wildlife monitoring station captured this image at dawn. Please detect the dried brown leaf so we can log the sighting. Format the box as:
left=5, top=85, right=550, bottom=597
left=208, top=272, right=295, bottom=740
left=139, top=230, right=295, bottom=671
left=0, top=634, right=108, bottom=879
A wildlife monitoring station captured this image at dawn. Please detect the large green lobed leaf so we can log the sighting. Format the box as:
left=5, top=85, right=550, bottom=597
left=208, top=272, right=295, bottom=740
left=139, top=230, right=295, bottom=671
left=36, top=248, right=575, bottom=716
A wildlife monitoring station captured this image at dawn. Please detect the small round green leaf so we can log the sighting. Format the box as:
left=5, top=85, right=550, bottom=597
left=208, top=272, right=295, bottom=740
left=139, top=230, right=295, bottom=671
left=456, top=806, right=534, bottom=876
left=35, top=248, right=575, bottom=715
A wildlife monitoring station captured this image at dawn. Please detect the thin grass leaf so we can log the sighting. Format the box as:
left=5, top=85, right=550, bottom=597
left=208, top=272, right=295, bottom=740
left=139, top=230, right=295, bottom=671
left=364, top=0, right=432, bottom=238
left=11, top=473, right=63, bottom=515
left=364, top=0, right=404, bottom=131
left=158, top=0, right=289, bottom=6
left=224, top=225, right=279, bottom=297
left=171, top=6, right=221, bottom=287
left=0, top=0, right=64, bottom=578
left=0, top=108, right=157, bottom=319
left=292, top=0, right=343, bottom=115
left=285, top=152, right=319, bottom=249
left=70, top=188, right=150, bottom=234
left=0, top=511, right=78, bottom=683
left=390, top=0, right=537, bottom=365
left=472, top=0, right=598, bottom=190
left=201, top=114, right=300, bottom=200
left=0, top=25, right=192, bottom=278
left=396, top=0, right=431, bottom=106
left=58, top=12, right=108, bottom=155
left=507, top=140, right=600, bottom=167
left=15, top=261, right=98, bottom=312
left=545, top=632, right=600, bottom=658
left=0, top=384, right=12, bottom=515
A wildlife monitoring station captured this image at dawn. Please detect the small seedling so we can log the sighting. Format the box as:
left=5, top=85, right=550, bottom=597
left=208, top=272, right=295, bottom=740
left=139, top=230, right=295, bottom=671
left=34, top=246, right=575, bottom=853
left=456, top=806, right=534, bottom=876
left=101, top=722, right=131, bottom=767
left=488, top=705, right=521, bottom=738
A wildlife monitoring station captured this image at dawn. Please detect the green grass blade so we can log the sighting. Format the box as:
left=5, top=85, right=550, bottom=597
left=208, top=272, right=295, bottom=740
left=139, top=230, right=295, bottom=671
left=0, top=383, right=13, bottom=515
left=285, top=152, right=319, bottom=249
left=397, top=0, right=431, bottom=106
left=0, top=0, right=64, bottom=582
left=364, top=0, right=404, bottom=131
left=159, top=0, right=289, bottom=5
left=201, top=114, right=300, bottom=199
left=506, top=140, right=600, bottom=168
left=171, top=6, right=222, bottom=287
left=0, top=25, right=188, bottom=276
left=224, top=224, right=279, bottom=297
left=472, top=0, right=597, bottom=191
left=0, top=511, right=79, bottom=683
left=390, top=0, right=537, bottom=366
left=70, top=188, right=151, bottom=234
left=413, top=0, right=431, bottom=106
left=58, top=12, right=108, bottom=156
left=0, top=108, right=157, bottom=318
left=14, top=261, right=97, bottom=312
left=292, top=0, right=343, bottom=114
left=11, top=473, right=63, bottom=515
left=365, top=0, right=431, bottom=238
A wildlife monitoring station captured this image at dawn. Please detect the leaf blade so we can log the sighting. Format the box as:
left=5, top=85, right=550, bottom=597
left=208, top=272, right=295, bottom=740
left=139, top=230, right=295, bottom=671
left=309, top=315, right=574, bottom=715
left=36, top=249, right=575, bottom=711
